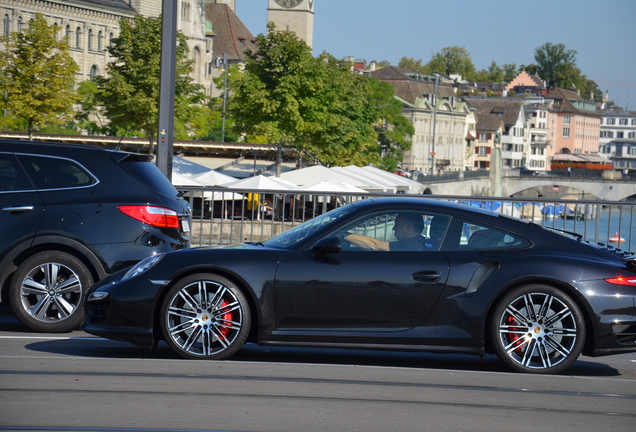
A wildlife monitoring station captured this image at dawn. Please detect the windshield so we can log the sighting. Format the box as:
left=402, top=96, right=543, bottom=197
left=264, top=205, right=355, bottom=249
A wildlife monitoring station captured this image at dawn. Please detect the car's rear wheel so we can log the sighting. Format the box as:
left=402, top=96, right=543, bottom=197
left=161, top=273, right=250, bottom=360
left=10, top=251, right=92, bottom=333
left=491, top=284, right=585, bottom=374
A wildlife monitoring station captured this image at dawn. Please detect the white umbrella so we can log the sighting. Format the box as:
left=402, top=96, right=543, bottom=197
left=194, top=169, right=236, bottom=186
left=300, top=181, right=368, bottom=193
left=224, top=174, right=300, bottom=191
left=171, top=172, right=204, bottom=186
left=172, top=156, right=212, bottom=176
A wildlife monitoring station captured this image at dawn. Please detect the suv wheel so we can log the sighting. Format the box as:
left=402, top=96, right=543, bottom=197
left=9, top=251, right=93, bottom=332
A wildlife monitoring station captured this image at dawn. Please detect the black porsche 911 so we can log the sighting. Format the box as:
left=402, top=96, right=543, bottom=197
left=84, top=197, right=636, bottom=374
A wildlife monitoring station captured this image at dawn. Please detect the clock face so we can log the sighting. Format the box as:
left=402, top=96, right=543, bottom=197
left=274, top=0, right=303, bottom=8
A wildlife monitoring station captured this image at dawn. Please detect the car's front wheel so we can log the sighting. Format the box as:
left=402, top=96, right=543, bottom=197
left=161, top=273, right=250, bottom=360
left=9, top=251, right=92, bottom=333
left=491, top=285, right=585, bottom=374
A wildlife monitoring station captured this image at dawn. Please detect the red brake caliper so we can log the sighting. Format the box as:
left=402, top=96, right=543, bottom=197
left=219, top=300, right=232, bottom=339
left=507, top=315, right=522, bottom=354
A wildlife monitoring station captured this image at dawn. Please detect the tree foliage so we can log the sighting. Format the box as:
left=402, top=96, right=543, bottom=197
left=229, top=23, right=391, bottom=167
left=367, top=78, right=414, bottom=171
left=427, top=46, right=477, bottom=79
left=94, top=15, right=204, bottom=150
left=0, top=13, right=79, bottom=139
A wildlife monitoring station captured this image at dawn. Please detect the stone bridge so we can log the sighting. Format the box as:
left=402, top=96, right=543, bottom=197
left=420, top=175, right=636, bottom=201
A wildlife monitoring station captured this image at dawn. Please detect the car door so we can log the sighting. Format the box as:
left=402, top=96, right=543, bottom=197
left=0, top=153, right=45, bottom=260
left=273, top=210, right=450, bottom=331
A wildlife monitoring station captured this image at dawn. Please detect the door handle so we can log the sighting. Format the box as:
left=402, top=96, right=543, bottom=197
left=411, top=271, right=442, bottom=282
left=3, top=206, right=35, bottom=213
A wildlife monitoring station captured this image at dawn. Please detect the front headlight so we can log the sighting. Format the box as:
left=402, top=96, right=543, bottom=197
left=122, top=253, right=164, bottom=282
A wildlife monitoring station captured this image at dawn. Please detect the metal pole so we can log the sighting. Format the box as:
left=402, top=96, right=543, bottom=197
left=221, top=53, right=228, bottom=142
left=430, top=75, right=438, bottom=176
left=156, top=0, right=177, bottom=180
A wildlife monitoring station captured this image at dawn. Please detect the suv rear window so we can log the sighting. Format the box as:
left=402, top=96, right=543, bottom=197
left=117, top=158, right=179, bottom=198
left=18, top=155, right=96, bottom=189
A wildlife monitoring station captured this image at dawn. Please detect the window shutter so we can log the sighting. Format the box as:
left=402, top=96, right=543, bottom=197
left=488, top=133, right=492, bottom=140
left=487, top=147, right=491, bottom=155
left=486, top=161, right=490, bottom=168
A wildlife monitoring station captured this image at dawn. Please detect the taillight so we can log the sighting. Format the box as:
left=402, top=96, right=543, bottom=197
left=605, top=276, right=636, bottom=286
left=118, top=205, right=180, bottom=228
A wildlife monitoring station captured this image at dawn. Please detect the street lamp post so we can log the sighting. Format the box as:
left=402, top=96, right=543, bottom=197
left=429, top=75, right=438, bottom=176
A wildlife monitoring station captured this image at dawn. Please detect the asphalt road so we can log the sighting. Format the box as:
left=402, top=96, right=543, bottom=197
left=1, top=309, right=635, bottom=432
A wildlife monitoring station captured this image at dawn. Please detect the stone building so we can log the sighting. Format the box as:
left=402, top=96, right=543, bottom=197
left=1, top=0, right=214, bottom=95
left=368, top=67, right=476, bottom=174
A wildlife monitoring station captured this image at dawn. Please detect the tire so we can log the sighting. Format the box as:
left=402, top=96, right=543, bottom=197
left=490, top=284, right=585, bottom=374
left=161, top=273, right=250, bottom=360
left=9, top=251, right=93, bottom=333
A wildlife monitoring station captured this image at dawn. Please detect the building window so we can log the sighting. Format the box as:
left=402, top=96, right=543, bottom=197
left=562, top=128, right=570, bottom=138
left=90, top=65, right=98, bottom=79
left=632, top=119, right=636, bottom=125
left=617, top=132, right=624, bottom=138
left=629, top=132, right=635, bottom=139
left=630, top=147, right=636, bottom=155
left=479, top=133, right=488, bottom=142
left=607, top=118, right=615, bottom=125
left=66, top=25, right=71, bottom=41
left=4, top=14, right=10, bottom=36
left=97, top=30, right=103, bottom=51
left=75, top=27, right=81, bottom=48
left=563, top=115, right=571, bottom=125
left=619, top=118, right=628, bottom=125
left=17, top=16, right=23, bottom=32
left=477, top=146, right=489, bottom=156
left=109, top=32, right=114, bottom=46
left=87, top=29, right=93, bottom=50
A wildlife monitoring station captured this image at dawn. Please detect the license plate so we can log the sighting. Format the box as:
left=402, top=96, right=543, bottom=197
left=181, top=219, right=190, bottom=233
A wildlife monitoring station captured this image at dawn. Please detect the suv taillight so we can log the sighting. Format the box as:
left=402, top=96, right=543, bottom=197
left=118, top=205, right=180, bottom=228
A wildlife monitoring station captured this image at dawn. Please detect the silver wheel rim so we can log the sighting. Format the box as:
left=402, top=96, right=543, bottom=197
left=498, top=292, right=578, bottom=370
left=20, top=262, right=83, bottom=323
left=166, top=280, right=243, bottom=357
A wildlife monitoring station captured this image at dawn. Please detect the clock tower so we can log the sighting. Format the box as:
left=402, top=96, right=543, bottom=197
left=267, top=0, right=315, bottom=48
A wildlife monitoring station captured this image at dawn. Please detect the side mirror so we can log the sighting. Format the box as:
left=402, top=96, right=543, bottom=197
left=312, top=236, right=341, bottom=259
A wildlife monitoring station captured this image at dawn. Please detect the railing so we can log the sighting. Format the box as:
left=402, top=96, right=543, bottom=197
left=180, top=186, right=636, bottom=252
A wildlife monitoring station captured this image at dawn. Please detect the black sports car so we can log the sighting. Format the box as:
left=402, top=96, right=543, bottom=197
left=84, top=197, right=636, bottom=374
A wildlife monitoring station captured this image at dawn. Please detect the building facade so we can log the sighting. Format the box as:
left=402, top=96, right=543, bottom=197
left=545, top=88, right=600, bottom=157
left=599, top=104, right=636, bottom=146
left=266, top=0, right=314, bottom=47
left=523, top=103, right=552, bottom=171
left=1, top=0, right=215, bottom=95
left=368, top=67, right=475, bottom=174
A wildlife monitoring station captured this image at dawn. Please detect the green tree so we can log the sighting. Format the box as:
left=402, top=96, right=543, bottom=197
left=367, top=78, right=414, bottom=171
left=528, top=43, right=579, bottom=89
left=426, top=46, right=476, bottom=80
left=94, top=15, right=204, bottom=152
left=0, top=13, right=79, bottom=139
left=74, top=80, right=109, bottom=135
left=229, top=23, right=379, bottom=166
left=398, top=57, right=430, bottom=74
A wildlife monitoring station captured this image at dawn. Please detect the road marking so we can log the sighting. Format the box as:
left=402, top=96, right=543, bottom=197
left=0, top=335, right=105, bottom=340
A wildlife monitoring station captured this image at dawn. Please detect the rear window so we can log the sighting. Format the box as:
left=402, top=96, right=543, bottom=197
left=117, top=158, right=179, bottom=198
left=18, top=154, right=96, bottom=190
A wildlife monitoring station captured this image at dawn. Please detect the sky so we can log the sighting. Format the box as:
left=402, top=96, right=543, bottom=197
left=234, top=0, right=636, bottom=110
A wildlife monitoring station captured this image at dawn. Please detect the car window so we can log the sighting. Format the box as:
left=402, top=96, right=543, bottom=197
left=18, top=154, right=96, bottom=190
left=447, top=219, right=530, bottom=250
left=117, top=157, right=179, bottom=198
left=0, top=153, right=34, bottom=192
left=333, top=210, right=451, bottom=251
left=265, top=205, right=354, bottom=249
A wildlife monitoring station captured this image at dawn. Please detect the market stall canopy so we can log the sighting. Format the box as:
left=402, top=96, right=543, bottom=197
left=360, top=166, right=425, bottom=194
left=172, top=172, right=204, bottom=186
left=194, top=169, right=236, bottom=186
left=223, top=174, right=300, bottom=191
left=300, top=181, right=368, bottom=194
left=281, top=165, right=390, bottom=193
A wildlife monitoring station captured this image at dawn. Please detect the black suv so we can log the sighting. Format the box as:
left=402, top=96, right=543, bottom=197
left=0, top=139, right=191, bottom=332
